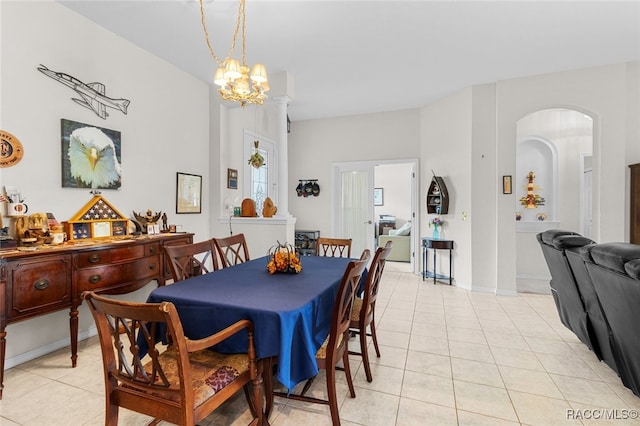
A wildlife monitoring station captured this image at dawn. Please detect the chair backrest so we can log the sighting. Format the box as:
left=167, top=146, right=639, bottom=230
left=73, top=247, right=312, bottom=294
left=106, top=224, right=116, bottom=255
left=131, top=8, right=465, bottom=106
left=213, top=233, right=251, bottom=268
left=358, top=241, right=393, bottom=324
left=326, top=249, right=370, bottom=362
left=164, top=239, right=219, bottom=282
left=315, top=237, right=352, bottom=258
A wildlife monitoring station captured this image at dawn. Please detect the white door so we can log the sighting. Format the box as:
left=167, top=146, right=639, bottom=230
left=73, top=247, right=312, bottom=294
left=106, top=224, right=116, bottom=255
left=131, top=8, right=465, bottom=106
left=332, top=163, right=376, bottom=257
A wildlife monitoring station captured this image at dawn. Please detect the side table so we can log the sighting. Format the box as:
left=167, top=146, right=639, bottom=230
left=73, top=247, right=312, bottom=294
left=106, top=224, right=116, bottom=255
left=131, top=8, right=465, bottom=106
left=422, top=237, right=454, bottom=285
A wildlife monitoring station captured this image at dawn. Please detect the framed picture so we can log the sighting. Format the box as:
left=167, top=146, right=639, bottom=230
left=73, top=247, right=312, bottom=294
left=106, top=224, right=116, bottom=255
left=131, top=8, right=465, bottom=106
left=503, top=175, right=512, bottom=194
left=374, top=188, right=384, bottom=206
left=227, top=168, right=238, bottom=189
left=176, top=172, right=202, bottom=214
left=91, top=221, right=112, bottom=238
left=61, top=119, right=122, bottom=189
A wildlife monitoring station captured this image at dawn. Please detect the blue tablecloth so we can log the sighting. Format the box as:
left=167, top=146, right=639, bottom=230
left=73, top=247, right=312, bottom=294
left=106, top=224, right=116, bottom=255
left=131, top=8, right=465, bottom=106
left=146, top=255, right=357, bottom=390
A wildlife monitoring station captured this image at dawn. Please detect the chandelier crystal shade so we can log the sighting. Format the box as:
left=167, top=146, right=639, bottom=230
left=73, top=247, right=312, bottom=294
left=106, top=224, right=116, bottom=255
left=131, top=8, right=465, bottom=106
left=199, top=0, right=269, bottom=107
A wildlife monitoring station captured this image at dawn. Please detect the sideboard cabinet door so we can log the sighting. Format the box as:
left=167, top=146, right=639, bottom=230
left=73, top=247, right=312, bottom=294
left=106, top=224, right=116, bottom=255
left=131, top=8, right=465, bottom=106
left=5, top=254, right=73, bottom=321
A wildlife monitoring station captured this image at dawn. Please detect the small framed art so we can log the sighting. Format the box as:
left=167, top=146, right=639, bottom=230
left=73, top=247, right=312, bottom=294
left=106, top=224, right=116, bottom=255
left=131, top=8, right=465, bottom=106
left=227, top=168, right=238, bottom=189
left=503, top=175, right=512, bottom=194
left=176, top=172, right=202, bottom=214
left=374, top=188, right=384, bottom=206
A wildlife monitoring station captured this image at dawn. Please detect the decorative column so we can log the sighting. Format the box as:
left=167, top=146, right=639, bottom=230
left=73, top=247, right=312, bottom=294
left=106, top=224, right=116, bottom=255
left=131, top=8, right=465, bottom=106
left=274, top=96, right=291, bottom=218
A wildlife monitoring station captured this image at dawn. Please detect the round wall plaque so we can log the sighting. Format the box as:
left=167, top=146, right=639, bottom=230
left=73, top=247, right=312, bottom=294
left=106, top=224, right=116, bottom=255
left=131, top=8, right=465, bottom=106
left=0, top=130, right=24, bottom=168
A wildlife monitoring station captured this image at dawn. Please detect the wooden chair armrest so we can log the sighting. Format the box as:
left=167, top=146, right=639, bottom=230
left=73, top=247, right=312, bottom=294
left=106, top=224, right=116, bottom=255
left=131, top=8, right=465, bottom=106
left=185, top=319, right=254, bottom=352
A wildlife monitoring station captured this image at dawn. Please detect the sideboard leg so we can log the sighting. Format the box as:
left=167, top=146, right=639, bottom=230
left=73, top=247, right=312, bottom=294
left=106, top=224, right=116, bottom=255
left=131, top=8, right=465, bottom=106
left=70, top=308, right=79, bottom=367
left=0, top=329, right=6, bottom=399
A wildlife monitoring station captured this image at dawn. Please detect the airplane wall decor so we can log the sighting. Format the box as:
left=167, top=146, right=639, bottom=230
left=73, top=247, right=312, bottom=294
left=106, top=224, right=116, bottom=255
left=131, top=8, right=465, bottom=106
left=38, top=64, right=130, bottom=120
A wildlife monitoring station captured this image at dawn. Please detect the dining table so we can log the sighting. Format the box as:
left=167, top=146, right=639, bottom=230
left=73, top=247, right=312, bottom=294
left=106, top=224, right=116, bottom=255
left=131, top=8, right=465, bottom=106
left=145, top=254, right=361, bottom=393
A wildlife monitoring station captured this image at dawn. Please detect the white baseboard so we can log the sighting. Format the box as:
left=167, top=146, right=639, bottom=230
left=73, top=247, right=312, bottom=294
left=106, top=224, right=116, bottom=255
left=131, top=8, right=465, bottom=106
left=6, top=326, right=98, bottom=369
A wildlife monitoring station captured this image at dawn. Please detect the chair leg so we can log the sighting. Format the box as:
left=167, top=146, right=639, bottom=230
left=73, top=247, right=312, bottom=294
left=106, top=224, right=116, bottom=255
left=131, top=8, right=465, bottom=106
left=326, top=364, right=342, bottom=426
left=359, top=327, right=373, bottom=383
left=106, top=400, right=119, bottom=426
left=342, top=350, right=356, bottom=398
left=370, top=319, right=381, bottom=358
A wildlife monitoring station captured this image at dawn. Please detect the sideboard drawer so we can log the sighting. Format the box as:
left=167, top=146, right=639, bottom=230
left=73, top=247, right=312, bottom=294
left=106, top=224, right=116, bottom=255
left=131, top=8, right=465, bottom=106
left=131, top=255, right=160, bottom=280
left=145, top=242, right=161, bottom=257
left=6, top=255, right=72, bottom=320
left=75, top=255, right=160, bottom=292
left=75, top=244, right=145, bottom=267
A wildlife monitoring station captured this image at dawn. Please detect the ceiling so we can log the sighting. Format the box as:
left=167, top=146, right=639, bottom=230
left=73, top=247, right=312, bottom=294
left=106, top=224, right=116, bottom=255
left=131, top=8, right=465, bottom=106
left=58, top=1, right=640, bottom=121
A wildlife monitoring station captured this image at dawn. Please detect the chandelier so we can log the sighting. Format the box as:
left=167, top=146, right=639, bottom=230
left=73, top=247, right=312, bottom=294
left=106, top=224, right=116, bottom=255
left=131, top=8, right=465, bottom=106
left=199, top=0, right=269, bottom=107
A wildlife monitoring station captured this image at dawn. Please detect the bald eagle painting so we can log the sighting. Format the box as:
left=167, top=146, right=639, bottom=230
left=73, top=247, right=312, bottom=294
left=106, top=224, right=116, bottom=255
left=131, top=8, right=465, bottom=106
left=61, top=119, right=121, bottom=189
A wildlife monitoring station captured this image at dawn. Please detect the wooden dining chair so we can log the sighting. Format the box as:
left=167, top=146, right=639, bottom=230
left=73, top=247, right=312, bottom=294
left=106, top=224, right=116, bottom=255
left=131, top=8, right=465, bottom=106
left=82, top=291, right=264, bottom=426
left=315, top=237, right=352, bottom=258
left=164, top=239, right=219, bottom=282
left=213, top=233, right=251, bottom=268
left=271, top=249, right=370, bottom=426
left=349, top=241, right=393, bottom=382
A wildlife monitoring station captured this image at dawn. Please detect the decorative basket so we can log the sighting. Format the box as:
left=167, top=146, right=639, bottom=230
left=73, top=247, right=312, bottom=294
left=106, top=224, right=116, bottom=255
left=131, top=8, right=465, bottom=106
left=267, top=241, right=302, bottom=274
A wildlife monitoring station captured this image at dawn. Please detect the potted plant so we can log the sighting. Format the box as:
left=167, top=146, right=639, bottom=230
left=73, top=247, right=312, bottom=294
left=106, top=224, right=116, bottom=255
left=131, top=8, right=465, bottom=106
left=248, top=140, right=264, bottom=169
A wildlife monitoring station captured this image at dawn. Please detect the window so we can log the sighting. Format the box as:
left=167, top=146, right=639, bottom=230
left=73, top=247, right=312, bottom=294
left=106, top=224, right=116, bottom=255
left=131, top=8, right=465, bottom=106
left=243, top=130, right=277, bottom=214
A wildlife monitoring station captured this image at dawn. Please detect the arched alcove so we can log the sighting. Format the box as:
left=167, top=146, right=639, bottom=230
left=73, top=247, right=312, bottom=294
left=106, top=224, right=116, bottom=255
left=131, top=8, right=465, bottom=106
left=516, top=137, right=558, bottom=227
left=515, top=108, right=593, bottom=293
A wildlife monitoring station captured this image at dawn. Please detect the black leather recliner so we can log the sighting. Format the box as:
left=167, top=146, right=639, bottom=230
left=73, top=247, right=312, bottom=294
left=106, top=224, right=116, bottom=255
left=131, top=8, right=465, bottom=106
left=536, top=230, right=594, bottom=351
left=583, top=243, right=640, bottom=397
left=564, top=242, right=618, bottom=374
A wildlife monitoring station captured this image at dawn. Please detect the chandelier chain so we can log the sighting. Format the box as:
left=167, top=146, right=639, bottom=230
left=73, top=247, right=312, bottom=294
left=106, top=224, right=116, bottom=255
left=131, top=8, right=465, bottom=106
left=198, top=0, right=268, bottom=107
left=199, top=0, right=244, bottom=67
left=240, top=0, right=246, bottom=66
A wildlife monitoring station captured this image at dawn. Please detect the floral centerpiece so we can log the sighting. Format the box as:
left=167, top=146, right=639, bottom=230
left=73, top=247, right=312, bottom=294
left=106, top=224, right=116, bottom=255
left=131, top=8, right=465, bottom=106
left=267, top=241, right=302, bottom=274
left=429, top=217, right=445, bottom=239
left=429, top=217, right=445, bottom=228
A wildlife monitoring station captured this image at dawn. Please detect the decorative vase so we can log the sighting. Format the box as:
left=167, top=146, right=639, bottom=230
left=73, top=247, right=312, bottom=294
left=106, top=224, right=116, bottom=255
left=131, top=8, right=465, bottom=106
left=432, top=226, right=440, bottom=239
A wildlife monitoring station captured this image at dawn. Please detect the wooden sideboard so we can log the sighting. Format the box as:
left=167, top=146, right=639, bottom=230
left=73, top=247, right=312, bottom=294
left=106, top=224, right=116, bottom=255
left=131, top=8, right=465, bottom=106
left=0, top=232, right=193, bottom=399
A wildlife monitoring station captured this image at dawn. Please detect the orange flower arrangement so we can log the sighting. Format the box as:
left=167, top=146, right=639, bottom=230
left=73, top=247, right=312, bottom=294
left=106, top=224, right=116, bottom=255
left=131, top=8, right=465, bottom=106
left=267, top=242, right=302, bottom=274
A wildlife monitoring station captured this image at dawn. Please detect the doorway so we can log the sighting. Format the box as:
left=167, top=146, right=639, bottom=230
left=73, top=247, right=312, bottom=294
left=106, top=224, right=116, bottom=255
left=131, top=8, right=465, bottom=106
left=332, top=159, right=418, bottom=273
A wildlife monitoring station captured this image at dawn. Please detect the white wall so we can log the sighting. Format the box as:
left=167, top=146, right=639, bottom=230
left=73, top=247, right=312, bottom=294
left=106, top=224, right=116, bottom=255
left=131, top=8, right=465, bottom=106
left=495, top=63, right=639, bottom=294
left=1, top=1, right=210, bottom=366
left=288, top=110, right=421, bottom=236
left=420, top=88, right=474, bottom=289
left=289, top=63, right=639, bottom=295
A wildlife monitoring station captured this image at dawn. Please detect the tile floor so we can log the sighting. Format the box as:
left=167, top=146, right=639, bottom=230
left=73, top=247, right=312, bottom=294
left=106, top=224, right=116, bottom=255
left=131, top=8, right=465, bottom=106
left=2, top=262, right=639, bottom=425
